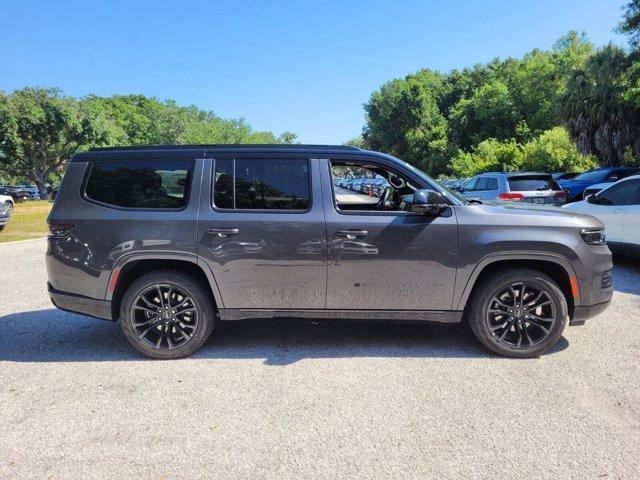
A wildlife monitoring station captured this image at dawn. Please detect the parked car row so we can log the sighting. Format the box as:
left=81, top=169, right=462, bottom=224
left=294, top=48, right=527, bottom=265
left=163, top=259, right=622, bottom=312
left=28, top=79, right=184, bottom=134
left=334, top=176, right=390, bottom=197
left=0, top=185, right=39, bottom=202
left=444, top=166, right=640, bottom=205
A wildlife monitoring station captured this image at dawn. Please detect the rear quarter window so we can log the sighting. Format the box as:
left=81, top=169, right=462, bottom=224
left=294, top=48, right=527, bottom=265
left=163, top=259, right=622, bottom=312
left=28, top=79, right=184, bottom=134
left=84, top=159, right=192, bottom=209
left=508, top=176, right=560, bottom=191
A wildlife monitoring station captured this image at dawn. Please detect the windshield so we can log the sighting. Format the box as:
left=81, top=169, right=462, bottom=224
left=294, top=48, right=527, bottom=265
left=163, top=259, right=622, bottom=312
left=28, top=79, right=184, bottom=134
left=572, top=170, right=607, bottom=182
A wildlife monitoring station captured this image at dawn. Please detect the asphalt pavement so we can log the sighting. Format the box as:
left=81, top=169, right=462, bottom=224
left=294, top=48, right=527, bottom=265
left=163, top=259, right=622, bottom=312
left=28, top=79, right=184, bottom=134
left=1, top=238, right=639, bottom=479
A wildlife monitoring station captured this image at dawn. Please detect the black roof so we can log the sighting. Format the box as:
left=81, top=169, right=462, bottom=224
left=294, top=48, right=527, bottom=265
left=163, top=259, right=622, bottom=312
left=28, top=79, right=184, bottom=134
left=71, top=144, right=364, bottom=162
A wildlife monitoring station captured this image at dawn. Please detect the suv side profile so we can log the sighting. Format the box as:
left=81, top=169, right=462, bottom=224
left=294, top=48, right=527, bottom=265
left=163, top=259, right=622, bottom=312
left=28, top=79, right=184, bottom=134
left=47, top=145, right=613, bottom=359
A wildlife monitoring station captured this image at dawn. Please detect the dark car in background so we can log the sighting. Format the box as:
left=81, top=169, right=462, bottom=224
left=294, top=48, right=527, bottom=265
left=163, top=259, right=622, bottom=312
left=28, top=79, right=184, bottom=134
left=559, top=167, right=640, bottom=202
left=0, top=186, right=30, bottom=203
left=47, top=144, right=612, bottom=360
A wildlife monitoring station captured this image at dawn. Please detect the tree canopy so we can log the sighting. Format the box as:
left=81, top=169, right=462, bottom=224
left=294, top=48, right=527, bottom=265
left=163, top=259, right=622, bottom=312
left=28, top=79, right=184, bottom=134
left=361, top=28, right=640, bottom=177
left=0, top=89, right=296, bottom=198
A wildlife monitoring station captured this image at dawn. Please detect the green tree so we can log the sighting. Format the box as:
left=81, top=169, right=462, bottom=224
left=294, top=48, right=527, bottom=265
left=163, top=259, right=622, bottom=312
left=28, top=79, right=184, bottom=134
left=520, top=127, right=597, bottom=172
left=363, top=72, right=450, bottom=175
left=0, top=88, right=112, bottom=198
left=451, top=138, right=523, bottom=177
left=449, top=80, right=519, bottom=149
left=619, top=0, right=640, bottom=51
left=560, top=44, right=639, bottom=166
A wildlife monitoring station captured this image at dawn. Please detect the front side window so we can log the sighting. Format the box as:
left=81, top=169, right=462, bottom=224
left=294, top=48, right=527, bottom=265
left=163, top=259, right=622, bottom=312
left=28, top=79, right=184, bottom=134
left=85, top=159, right=191, bottom=209
left=596, top=180, right=640, bottom=206
left=213, top=158, right=310, bottom=211
left=330, top=162, right=418, bottom=213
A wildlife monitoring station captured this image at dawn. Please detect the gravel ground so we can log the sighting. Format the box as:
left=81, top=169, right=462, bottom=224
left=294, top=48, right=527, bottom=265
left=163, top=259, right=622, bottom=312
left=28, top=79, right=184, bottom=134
left=1, top=239, right=639, bottom=479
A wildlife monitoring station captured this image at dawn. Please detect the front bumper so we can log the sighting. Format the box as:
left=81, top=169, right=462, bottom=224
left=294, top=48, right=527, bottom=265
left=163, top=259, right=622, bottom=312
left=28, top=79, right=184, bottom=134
left=48, top=283, right=113, bottom=321
left=570, top=300, right=612, bottom=326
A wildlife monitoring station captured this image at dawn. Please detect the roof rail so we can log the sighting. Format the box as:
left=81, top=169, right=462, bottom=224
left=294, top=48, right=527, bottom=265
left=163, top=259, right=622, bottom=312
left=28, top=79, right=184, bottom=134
left=89, top=144, right=362, bottom=152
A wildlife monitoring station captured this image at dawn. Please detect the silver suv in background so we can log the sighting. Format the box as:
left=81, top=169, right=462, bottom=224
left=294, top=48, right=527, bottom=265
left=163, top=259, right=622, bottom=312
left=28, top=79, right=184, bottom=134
left=459, top=172, right=566, bottom=205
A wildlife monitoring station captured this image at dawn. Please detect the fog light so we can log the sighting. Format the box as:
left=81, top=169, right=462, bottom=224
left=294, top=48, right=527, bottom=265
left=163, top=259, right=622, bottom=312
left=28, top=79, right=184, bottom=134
left=601, top=270, right=612, bottom=289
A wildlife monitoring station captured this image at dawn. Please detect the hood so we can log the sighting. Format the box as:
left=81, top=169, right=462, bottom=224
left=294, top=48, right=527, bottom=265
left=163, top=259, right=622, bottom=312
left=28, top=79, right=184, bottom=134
left=473, top=202, right=603, bottom=229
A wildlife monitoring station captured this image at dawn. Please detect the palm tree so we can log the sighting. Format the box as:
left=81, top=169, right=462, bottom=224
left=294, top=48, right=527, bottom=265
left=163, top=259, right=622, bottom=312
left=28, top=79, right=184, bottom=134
left=559, top=44, right=639, bottom=166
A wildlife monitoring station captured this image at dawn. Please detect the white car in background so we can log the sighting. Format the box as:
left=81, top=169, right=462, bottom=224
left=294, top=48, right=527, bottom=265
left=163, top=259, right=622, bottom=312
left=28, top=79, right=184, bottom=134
left=563, top=174, right=640, bottom=257
left=0, top=193, right=14, bottom=211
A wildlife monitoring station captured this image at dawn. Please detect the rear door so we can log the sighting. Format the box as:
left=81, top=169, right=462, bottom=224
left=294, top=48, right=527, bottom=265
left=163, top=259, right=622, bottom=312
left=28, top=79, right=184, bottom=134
left=197, top=155, right=327, bottom=310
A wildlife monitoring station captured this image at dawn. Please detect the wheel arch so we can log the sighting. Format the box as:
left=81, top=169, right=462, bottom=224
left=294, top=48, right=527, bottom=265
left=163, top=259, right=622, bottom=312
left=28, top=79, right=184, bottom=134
left=457, top=253, right=579, bottom=319
left=107, top=255, right=223, bottom=321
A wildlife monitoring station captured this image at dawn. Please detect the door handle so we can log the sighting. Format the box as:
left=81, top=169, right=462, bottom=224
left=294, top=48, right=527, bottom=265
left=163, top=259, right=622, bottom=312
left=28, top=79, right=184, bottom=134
left=335, top=229, right=368, bottom=240
left=206, top=228, right=239, bottom=238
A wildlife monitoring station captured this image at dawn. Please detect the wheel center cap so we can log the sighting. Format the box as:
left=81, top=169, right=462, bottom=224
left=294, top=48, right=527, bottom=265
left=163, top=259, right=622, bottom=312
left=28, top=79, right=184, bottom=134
left=163, top=310, right=171, bottom=319
left=514, top=308, right=523, bottom=318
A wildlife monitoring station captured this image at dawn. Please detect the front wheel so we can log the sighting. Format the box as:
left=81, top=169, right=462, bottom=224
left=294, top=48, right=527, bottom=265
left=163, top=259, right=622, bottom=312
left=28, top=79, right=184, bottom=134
left=120, top=270, right=216, bottom=359
left=467, top=268, right=568, bottom=358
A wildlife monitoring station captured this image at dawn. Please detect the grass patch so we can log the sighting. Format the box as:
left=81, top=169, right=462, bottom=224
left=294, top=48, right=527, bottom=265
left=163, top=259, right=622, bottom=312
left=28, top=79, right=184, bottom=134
left=0, top=200, right=52, bottom=243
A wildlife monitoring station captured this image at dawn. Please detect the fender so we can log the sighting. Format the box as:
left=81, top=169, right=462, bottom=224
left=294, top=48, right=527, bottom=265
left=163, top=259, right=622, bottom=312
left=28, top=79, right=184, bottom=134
left=105, top=251, right=225, bottom=309
left=455, top=251, right=581, bottom=310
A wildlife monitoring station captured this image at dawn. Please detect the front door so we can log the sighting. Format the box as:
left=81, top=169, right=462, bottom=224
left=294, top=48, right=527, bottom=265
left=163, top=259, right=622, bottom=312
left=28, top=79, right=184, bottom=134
left=321, top=158, right=458, bottom=311
left=197, top=156, right=327, bottom=310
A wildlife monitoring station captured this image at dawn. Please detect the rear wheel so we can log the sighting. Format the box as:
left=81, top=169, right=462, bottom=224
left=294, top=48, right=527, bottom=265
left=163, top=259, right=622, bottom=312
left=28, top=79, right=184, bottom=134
left=467, top=268, right=567, bottom=358
left=120, top=270, right=215, bottom=359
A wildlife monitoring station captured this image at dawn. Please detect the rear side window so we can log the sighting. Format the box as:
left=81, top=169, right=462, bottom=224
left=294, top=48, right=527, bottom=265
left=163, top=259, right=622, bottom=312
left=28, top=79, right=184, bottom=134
left=85, top=159, right=191, bottom=209
left=213, top=158, right=310, bottom=211
left=508, top=176, right=560, bottom=191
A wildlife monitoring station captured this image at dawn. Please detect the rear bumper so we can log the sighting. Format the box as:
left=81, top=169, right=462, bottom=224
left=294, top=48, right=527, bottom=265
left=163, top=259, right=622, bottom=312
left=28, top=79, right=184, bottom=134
left=570, top=300, right=611, bottom=326
left=48, top=283, right=113, bottom=321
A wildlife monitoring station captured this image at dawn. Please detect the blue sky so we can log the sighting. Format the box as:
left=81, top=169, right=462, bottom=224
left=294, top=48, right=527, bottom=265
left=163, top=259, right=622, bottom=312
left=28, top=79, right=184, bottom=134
left=0, top=0, right=628, bottom=144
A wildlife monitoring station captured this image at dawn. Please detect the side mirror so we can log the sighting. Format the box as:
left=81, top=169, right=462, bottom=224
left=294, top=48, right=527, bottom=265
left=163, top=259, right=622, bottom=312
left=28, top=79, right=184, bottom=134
left=410, top=189, right=448, bottom=215
left=586, top=194, right=597, bottom=204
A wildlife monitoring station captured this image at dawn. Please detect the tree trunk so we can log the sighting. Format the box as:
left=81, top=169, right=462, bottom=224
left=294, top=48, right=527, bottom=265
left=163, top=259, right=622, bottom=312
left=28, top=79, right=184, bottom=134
left=29, top=170, right=50, bottom=200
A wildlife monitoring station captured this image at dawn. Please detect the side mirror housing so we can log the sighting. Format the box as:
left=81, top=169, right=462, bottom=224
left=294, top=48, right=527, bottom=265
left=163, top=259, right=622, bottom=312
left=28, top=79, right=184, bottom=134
left=410, top=189, right=448, bottom=215
left=586, top=193, right=597, bottom=204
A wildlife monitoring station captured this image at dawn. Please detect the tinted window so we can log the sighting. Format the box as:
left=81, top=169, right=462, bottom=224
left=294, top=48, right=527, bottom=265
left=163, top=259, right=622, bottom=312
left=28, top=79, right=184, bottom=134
left=212, top=158, right=310, bottom=211
left=573, top=169, right=607, bottom=182
left=476, top=178, right=489, bottom=191
left=487, top=178, right=499, bottom=190
left=508, top=176, right=560, bottom=191
left=463, top=178, right=478, bottom=191
left=213, top=159, right=233, bottom=209
left=85, top=159, right=191, bottom=208
left=596, top=180, right=640, bottom=206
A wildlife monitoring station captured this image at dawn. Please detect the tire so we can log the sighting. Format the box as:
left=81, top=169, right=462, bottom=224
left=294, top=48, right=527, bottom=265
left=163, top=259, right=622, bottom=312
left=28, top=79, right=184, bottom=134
left=120, top=270, right=216, bottom=359
left=0, top=225, right=4, bottom=232
left=467, top=268, right=568, bottom=358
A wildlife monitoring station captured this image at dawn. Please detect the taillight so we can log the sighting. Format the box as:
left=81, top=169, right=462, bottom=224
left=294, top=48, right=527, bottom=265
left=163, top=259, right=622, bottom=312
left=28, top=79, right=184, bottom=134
left=554, top=191, right=567, bottom=201
left=48, top=221, right=74, bottom=238
left=499, top=193, right=524, bottom=201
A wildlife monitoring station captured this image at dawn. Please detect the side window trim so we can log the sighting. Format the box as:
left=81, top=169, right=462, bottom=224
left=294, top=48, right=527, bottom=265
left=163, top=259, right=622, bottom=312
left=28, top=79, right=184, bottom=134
left=211, top=157, right=313, bottom=214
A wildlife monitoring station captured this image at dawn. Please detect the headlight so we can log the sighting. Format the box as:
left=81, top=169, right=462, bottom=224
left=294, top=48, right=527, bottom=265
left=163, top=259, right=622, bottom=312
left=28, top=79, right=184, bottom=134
left=580, top=228, right=605, bottom=245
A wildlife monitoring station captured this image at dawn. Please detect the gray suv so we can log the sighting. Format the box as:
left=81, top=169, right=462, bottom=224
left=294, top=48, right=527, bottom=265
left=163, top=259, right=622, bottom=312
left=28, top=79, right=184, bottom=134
left=459, top=172, right=567, bottom=205
left=47, top=145, right=613, bottom=359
